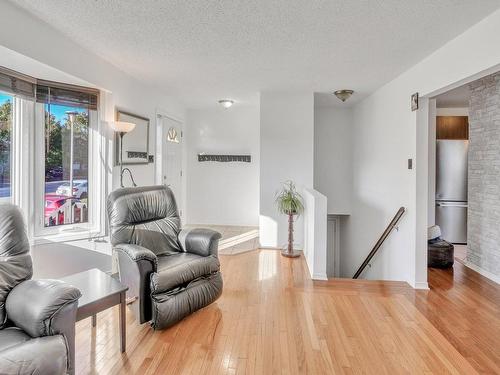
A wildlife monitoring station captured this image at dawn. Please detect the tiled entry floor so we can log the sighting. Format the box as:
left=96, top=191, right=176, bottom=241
left=184, top=224, right=259, bottom=255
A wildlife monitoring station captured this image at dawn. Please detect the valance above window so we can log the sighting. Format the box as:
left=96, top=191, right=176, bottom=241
left=36, top=81, right=99, bottom=110
left=0, top=66, right=99, bottom=110
left=0, top=67, right=36, bottom=99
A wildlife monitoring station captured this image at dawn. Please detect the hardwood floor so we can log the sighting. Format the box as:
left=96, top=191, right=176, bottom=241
left=74, top=250, right=500, bottom=374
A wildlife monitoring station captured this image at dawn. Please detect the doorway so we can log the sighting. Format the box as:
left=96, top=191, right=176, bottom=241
left=160, top=115, right=183, bottom=217
left=432, top=87, right=470, bottom=262
left=426, top=70, right=500, bottom=277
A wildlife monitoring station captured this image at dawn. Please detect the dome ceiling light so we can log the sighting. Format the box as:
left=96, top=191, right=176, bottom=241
left=218, top=99, right=234, bottom=109
left=333, top=90, right=354, bottom=102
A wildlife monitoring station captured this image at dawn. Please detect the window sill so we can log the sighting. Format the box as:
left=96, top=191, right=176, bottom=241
left=31, top=227, right=105, bottom=246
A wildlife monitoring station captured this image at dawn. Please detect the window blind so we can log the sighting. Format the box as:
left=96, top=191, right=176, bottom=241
left=0, top=67, right=36, bottom=99
left=0, top=66, right=99, bottom=109
left=36, top=80, right=99, bottom=110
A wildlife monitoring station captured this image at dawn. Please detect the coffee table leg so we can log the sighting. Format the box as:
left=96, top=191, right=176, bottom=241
left=119, top=291, right=126, bottom=353
left=92, top=314, right=97, bottom=327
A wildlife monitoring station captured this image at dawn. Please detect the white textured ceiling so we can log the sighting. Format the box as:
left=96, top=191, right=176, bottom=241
left=11, top=0, right=500, bottom=109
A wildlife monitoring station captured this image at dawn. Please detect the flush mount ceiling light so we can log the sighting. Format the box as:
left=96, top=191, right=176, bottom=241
left=333, top=90, right=354, bottom=102
left=218, top=99, right=234, bottom=109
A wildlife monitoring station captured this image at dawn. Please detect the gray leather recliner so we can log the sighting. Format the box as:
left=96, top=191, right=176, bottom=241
left=0, top=204, right=81, bottom=375
left=107, top=185, right=223, bottom=330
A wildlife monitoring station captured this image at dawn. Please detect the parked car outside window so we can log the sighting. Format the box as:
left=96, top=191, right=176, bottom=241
left=55, top=179, right=88, bottom=199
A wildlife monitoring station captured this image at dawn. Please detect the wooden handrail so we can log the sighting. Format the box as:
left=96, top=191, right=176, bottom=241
left=353, top=207, right=406, bottom=279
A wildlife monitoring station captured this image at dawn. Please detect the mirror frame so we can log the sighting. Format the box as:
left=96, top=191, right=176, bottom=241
left=114, top=110, right=150, bottom=166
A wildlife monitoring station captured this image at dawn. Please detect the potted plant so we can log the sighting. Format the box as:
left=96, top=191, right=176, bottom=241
left=275, top=180, right=304, bottom=258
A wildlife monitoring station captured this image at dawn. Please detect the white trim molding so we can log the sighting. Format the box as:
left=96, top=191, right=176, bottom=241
left=458, top=259, right=500, bottom=285
left=413, top=282, right=430, bottom=290
left=312, top=273, right=328, bottom=281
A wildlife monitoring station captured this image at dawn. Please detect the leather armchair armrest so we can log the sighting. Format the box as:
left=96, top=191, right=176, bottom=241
left=114, top=243, right=158, bottom=271
left=178, top=228, right=222, bottom=257
left=114, top=243, right=157, bottom=324
left=5, top=279, right=81, bottom=375
left=5, top=279, right=81, bottom=338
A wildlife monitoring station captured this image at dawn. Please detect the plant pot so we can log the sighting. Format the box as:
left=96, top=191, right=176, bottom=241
left=281, top=248, right=301, bottom=258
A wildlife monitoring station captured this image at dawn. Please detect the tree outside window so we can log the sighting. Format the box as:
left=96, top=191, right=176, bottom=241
left=0, top=95, right=12, bottom=200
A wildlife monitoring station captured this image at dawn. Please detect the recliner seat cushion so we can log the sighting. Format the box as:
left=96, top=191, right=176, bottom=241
left=0, top=335, right=68, bottom=375
left=152, top=272, right=223, bottom=330
left=0, top=327, right=30, bottom=352
left=0, top=205, right=32, bottom=328
left=151, top=253, right=220, bottom=294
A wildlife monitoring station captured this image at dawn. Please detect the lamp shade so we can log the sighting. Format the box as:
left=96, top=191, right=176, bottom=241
left=109, top=121, right=136, bottom=133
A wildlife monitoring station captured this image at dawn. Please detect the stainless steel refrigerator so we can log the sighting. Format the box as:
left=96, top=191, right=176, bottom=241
left=435, top=140, right=468, bottom=244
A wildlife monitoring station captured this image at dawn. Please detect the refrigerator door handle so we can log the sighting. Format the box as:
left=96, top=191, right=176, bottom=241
left=436, top=202, right=468, bottom=208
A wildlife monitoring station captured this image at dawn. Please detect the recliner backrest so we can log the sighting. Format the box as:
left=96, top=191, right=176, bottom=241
left=107, top=185, right=182, bottom=256
left=0, top=204, right=32, bottom=329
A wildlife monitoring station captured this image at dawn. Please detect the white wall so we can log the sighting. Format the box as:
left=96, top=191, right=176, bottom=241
left=185, top=106, right=260, bottom=226
left=259, top=92, right=314, bottom=249
left=342, top=8, right=500, bottom=287
left=303, top=188, right=328, bottom=280
left=0, top=1, right=185, bottom=192
left=314, top=105, right=352, bottom=214
left=341, top=88, right=413, bottom=281
left=436, top=107, right=469, bottom=116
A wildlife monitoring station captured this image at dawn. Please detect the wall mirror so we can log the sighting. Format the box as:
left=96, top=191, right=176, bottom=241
left=115, top=110, right=150, bottom=165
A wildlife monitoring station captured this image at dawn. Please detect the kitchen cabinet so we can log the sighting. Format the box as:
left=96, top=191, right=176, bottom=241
left=436, top=116, right=469, bottom=140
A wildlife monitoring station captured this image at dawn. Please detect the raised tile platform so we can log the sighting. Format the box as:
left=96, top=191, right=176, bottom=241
left=183, top=224, right=259, bottom=255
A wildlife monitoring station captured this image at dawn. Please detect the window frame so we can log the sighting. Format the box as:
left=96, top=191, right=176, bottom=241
left=32, top=94, right=106, bottom=244
left=0, top=67, right=109, bottom=244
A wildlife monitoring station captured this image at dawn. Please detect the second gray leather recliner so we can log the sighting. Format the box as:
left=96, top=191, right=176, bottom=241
left=0, top=204, right=81, bottom=375
left=107, top=185, right=223, bottom=330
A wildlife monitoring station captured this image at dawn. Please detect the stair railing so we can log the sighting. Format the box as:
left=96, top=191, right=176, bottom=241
left=353, top=206, right=406, bottom=279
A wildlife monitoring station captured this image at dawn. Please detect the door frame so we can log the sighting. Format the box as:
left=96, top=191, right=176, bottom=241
left=416, top=64, right=500, bottom=288
left=155, top=109, right=185, bottom=220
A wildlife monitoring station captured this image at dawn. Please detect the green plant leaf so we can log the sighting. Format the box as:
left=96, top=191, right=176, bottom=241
left=274, top=180, right=304, bottom=216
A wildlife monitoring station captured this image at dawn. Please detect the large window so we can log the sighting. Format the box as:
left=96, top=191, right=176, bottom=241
left=34, top=82, right=99, bottom=236
left=0, top=92, right=12, bottom=202
left=0, top=66, right=103, bottom=242
left=44, top=103, right=89, bottom=227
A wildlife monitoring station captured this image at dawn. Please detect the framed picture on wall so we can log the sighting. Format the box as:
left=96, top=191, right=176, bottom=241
left=411, top=92, right=419, bottom=111
left=115, top=110, right=150, bottom=165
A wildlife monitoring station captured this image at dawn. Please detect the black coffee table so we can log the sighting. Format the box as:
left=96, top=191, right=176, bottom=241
left=61, top=268, right=128, bottom=353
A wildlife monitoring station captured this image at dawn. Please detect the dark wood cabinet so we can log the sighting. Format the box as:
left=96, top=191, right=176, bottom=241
left=436, top=116, right=469, bottom=140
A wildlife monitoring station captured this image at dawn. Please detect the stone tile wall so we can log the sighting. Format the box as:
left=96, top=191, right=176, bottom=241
left=467, top=72, right=500, bottom=277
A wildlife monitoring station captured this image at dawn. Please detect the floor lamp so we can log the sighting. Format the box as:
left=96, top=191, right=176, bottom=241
left=110, top=121, right=137, bottom=188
